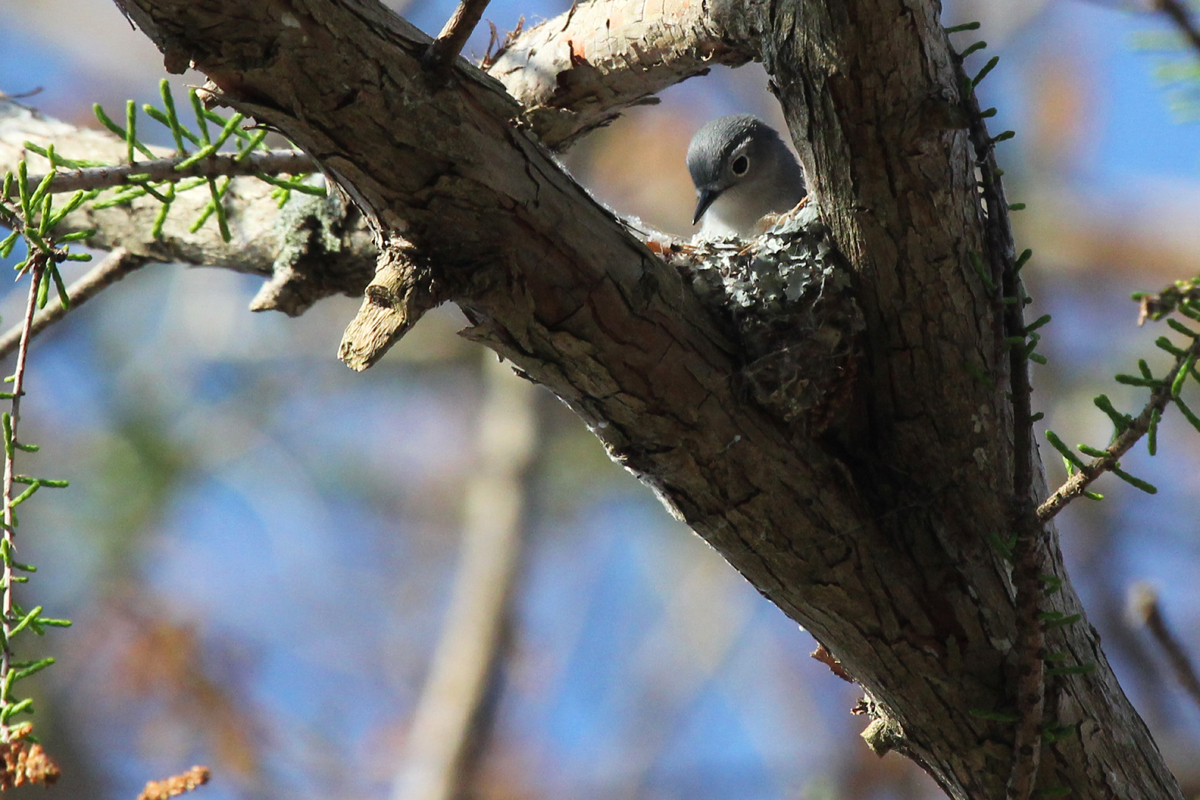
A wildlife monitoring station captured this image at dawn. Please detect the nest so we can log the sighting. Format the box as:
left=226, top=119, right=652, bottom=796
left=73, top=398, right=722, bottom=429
left=664, top=204, right=863, bottom=433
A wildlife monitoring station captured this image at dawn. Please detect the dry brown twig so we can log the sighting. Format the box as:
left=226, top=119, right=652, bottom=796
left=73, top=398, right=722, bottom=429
left=136, top=765, right=212, bottom=800
left=0, top=210, right=63, bottom=787
left=0, top=253, right=45, bottom=741
left=1128, top=583, right=1200, bottom=713
left=424, top=0, right=494, bottom=82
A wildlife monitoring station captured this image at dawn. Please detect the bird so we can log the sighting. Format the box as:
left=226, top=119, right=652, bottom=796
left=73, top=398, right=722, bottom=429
left=686, top=114, right=807, bottom=239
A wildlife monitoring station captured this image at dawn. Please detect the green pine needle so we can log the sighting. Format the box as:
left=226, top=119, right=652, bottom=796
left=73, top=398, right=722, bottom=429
left=1093, top=394, right=1131, bottom=433
left=1045, top=430, right=1084, bottom=468
left=959, top=41, right=988, bottom=59
left=1173, top=396, right=1200, bottom=433
left=1025, top=314, right=1051, bottom=334
left=1110, top=466, right=1157, bottom=494
left=1156, top=336, right=1185, bottom=357
left=1172, top=350, right=1197, bottom=398
left=972, top=55, right=1000, bottom=86
left=968, top=250, right=994, bottom=291
left=12, top=658, right=54, bottom=682
left=93, top=103, right=156, bottom=161
left=1167, top=318, right=1198, bottom=338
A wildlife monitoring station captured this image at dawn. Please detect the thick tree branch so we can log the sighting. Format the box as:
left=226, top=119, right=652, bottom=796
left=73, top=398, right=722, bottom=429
left=484, top=0, right=764, bottom=149
left=93, top=0, right=1185, bottom=798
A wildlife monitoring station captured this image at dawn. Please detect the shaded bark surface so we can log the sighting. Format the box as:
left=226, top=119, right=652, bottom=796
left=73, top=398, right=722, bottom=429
left=98, top=0, right=1183, bottom=797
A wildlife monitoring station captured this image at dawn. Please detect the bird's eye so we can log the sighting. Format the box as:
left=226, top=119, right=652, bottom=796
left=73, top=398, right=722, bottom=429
left=731, top=155, right=749, bottom=176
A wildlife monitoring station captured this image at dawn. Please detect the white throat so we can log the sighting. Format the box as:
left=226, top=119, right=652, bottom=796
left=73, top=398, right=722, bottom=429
left=699, top=181, right=781, bottom=238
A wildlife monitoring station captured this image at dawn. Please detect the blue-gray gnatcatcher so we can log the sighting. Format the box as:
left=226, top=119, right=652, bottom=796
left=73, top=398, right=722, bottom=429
left=687, top=115, right=807, bottom=238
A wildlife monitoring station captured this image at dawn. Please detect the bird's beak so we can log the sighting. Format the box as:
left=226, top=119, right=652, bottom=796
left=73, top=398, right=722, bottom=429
left=692, top=187, right=720, bottom=225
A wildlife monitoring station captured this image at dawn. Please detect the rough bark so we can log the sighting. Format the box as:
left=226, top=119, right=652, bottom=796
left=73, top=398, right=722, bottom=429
left=38, top=0, right=1184, bottom=797
left=483, top=0, right=764, bottom=149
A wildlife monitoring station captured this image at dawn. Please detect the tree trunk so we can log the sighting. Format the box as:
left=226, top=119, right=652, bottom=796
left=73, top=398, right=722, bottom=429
left=103, top=0, right=1184, bottom=797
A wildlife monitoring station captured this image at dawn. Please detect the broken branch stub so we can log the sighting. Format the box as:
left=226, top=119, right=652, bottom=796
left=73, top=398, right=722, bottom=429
left=339, top=238, right=442, bottom=371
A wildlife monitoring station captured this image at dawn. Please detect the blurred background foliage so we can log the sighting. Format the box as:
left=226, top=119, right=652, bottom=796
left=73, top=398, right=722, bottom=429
left=2, top=0, right=1200, bottom=798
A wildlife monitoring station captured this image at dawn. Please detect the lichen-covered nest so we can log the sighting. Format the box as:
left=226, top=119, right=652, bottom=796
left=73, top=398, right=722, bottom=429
left=660, top=204, right=863, bottom=433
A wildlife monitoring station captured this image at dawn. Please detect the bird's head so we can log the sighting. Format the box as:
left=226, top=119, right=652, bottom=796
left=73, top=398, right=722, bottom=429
left=686, top=115, right=795, bottom=226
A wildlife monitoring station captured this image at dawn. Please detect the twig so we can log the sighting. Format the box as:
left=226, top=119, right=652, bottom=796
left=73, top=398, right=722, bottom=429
left=423, top=0, right=494, bottom=82
left=16, top=150, right=315, bottom=196
left=0, top=254, right=43, bottom=741
left=1037, top=334, right=1200, bottom=522
left=338, top=240, right=439, bottom=371
left=1128, top=583, right=1200, bottom=713
left=0, top=248, right=148, bottom=362
left=812, top=643, right=855, bottom=682
left=952, top=35, right=1046, bottom=800
left=1157, top=0, right=1200, bottom=58
left=136, top=765, right=211, bottom=800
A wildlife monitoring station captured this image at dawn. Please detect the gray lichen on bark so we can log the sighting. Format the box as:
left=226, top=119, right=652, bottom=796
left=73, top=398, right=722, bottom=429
left=250, top=187, right=377, bottom=316
left=669, top=204, right=862, bottom=431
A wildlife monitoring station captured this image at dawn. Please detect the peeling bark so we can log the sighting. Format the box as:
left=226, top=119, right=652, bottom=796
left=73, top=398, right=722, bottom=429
left=484, top=0, right=766, bottom=149
left=13, top=0, right=1182, bottom=796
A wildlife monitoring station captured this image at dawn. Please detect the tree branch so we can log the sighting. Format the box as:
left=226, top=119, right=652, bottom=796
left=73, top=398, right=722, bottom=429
left=21, top=149, right=316, bottom=196
left=391, top=353, right=536, bottom=800
left=1037, top=334, right=1200, bottom=522
left=0, top=248, right=149, bottom=361
left=1, top=98, right=376, bottom=315
left=339, top=239, right=441, bottom=370
left=90, top=0, right=1188, bottom=797
left=1156, top=0, right=1200, bottom=59
left=1129, top=583, right=1200, bottom=715
left=483, top=0, right=763, bottom=149
left=424, top=0, right=494, bottom=83
left=951, top=37, right=1048, bottom=800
